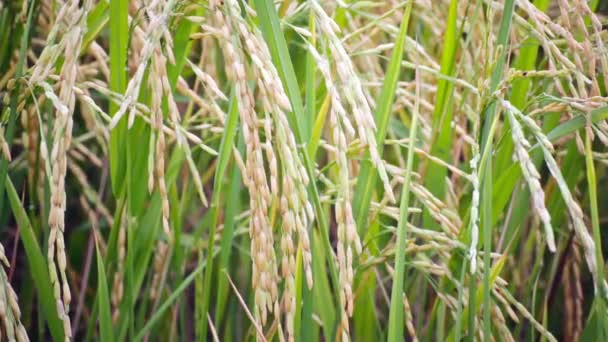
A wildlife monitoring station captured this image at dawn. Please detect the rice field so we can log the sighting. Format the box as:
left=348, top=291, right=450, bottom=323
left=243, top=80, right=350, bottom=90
left=0, top=0, right=607, bottom=340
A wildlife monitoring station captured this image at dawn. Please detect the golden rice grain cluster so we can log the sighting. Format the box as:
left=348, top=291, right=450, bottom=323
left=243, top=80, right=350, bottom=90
left=0, top=0, right=607, bottom=341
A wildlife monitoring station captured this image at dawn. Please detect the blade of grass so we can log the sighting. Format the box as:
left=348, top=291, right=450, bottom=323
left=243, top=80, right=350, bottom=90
left=125, top=203, right=136, bottom=339
left=387, top=68, right=419, bottom=341
left=544, top=106, right=608, bottom=142
left=299, top=10, right=317, bottom=340
left=294, top=244, right=305, bottom=340
left=81, top=1, right=109, bottom=53
left=352, top=0, right=413, bottom=236
left=447, top=253, right=508, bottom=341
left=307, top=94, right=330, bottom=159
left=94, top=233, right=114, bottom=342
left=454, top=260, right=467, bottom=342
left=134, top=256, right=210, bottom=341
left=495, top=0, right=551, bottom=173
left=311, top=230, right=335, bottom=341
left=6, top=178, right=64, bottom=341
left=168, top=7, right=205, bottom=87
left=353, top=270, right=380, bottom=340
left=584, top=130, right=607, bottom=336
left=109, top=0, right=128, bottom=195
left=0, top=7, right=13, bottom=71
left=115, top=193, right=161, bottom=339
left=423, top=0, right=460, bottom=224
left=422, top=3, right=463, bottom=334
left=198, top=89, right=239, bottom=339
left=304, top=9, right=317, bottom=143
left=478, top=0, right=515, bottom=337
left=214, top=139, right=244, bottom=327
left=126, top=97, right=151, bottom=217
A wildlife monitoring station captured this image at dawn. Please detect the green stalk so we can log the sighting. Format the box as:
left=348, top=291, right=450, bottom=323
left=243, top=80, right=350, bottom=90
left=214, top=138, right=244, bottom=328
left=198, top=90, right=239, bottom=339
left=423, top=0, right=460, bottom=227
left=352, top=0, right=413, bottom=236
left=585, top=130, right=607, bottom=337
left=109, top=0, right=128, bottom=195
left=478, top=0, right=515, bottom=338
left=447, top=254, right=508, bottom=341
left=7, top=178, right=64, bottom=341
left=299, top=9, right=317, bottom=340
left=135, top=256, right=211, bottom=341
left=95, top=234, right=114, bottom=342
left=495, top=0, right=551, bottom=172
left=387, top=70, right=419, bottom=341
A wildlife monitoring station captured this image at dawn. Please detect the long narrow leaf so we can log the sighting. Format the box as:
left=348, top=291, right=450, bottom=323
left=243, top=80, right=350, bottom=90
left=352, top=1, right=413, bottom=236
left=6, top=179, right=64, bottom=341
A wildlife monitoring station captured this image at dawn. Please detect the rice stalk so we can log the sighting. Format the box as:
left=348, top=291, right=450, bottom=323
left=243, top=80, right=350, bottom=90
left=0, top=0, right=606, bottom=341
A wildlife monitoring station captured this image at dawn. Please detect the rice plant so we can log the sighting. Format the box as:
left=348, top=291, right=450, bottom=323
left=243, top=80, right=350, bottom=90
left=0, top=0, right=607, bottom=340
